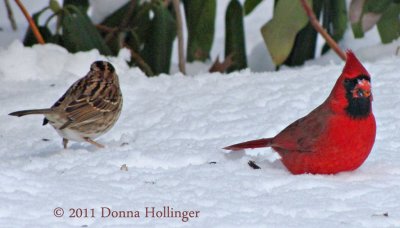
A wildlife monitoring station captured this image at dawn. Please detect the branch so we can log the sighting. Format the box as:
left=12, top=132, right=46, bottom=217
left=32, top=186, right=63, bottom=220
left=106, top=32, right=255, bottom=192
left=96, top=24, right=118, bottom=33
left=104, top=0, right=136, bottom=43
left=172, top=0, right=186, bottom=74
left=209, top=54, right=234, bottom=73
left=5, top=0, right=17, bottom=30
left=14, top=0, right=44, bottom=44
left=299, top=0, right=346, bottom=61
left=123, top=44, right=154, bottom=76
left=163, top=0, right=172, bottom=7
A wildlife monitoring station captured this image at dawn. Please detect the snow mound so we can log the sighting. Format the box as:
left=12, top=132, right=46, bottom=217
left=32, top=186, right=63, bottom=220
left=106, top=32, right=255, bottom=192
left=1, top=43, right=400, bottom=227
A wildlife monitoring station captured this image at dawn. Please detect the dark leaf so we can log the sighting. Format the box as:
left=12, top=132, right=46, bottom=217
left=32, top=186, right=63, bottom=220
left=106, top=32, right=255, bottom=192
left=364, top=0, right=392, bottom=13
left=244, top=0, right=263, bottom=15
left=349, top=0, right=365, bottom=37
left=61, top=6, right=111, bottom=55
left=261, top=0, right=311, bottom=65
left=225, top=0, right=247, bottom=72
left=350, top=0, right=393, bottom=37
left=49, top=0, right=61, bottom=13
left=285, top=0, right=322, bottom=66
left=183, top=0, right=216, bottom=62
left=377, top=3, right=400, bottom=43
left=141, top=2, right=176, bottom=76
left=322, top=0, right=347, bottom=54
left=63, top=0, right=89, bottom=13
left=23, top=26, right=53, bottom=46
left=100, top=1, right=141, bottom=28
left=23, top=7, right=53, bottom=46
left=100, top=2, right=151, bottom=55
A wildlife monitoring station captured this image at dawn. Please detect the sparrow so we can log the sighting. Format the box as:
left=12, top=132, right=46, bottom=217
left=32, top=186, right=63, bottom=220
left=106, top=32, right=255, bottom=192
left=9, top=61, right=123, bottom=149
left=223, top=51, right=376, bottom=175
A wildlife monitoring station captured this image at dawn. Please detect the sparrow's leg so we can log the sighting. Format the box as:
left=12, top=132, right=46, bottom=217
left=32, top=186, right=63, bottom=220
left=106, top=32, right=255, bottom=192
left=84, top=137, right=105, bottom=148
left=63, top=138, right=68, bottom=149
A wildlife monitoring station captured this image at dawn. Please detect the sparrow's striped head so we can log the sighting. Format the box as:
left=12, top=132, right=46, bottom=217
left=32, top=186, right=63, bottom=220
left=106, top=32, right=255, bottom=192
left=90, top=61, right=115, bottom=73
left=88, top=61, right=118, bottom=84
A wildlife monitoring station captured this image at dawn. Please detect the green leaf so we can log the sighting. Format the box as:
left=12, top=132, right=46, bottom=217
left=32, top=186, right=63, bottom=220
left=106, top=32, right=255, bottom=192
left=23, top=7, right=53, bottom=46
left=100, top=1, right=141, bottom=28
left=331, top=0, right=347, bottom=40
left=183, top=0, right=216, bottom=62
left=63, top=0, right=89, bottom=13
left=49, top=0, right=61, bottom=13
left=284, top=0, right=322, bottom=66
left=61, top=5, right=111, bottom=55
left=261, top=0, right=312, bottom=65
left=126, top=2, right=153, bottom=52
left=23, top=26, right=53, bottom=46
left=377, top=3, right=400, bottom=43
left=99, top=2, right=153, bottom=56
left=350, top=0, right=392, bottom=38
left=322, top=0, right=347, bottom=54
left=141, top=3, right=176, bottom=76
left=225, top=0, right=247, bottom=72
left=349, top=0, right=365, bottom=37
left=244, top=0, right=262, bottom=15
left=351, top=22, right=364, bottom=38
left=364, top=0, right=392, bottom=13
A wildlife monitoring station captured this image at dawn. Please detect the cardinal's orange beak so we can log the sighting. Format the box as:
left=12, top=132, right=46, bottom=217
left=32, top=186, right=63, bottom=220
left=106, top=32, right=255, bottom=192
left=352, top=79, right=371, bottom=98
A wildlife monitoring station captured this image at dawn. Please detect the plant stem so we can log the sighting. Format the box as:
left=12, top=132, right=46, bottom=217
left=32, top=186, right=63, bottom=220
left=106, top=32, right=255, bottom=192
left=96, top=24, right=118, bottom=33
left=5, top=0, right=17, bottom=30
left=14, top=0, right=45, bottom=44
left=173, top=0, right=186, bottom=74
left=105, top=0, right=136, bottom=43
left=123, top=44, right=154, bottom=76
left=299, top=0, right=346, bottom=61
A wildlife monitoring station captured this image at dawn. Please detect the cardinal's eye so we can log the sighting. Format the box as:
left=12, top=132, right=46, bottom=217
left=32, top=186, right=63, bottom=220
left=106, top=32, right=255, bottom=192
left=357, top=89, right=363, bottom=97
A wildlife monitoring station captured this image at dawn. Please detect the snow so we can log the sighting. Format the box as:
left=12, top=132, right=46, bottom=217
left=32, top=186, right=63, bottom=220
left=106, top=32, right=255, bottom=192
left=2, top=0, right=400, bottom=227
left=0, top=41, right=400, bottom=227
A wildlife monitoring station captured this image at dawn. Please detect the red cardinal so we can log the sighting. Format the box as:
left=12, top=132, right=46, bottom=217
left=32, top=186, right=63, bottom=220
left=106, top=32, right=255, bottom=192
left=224, top=51, right=376, bottom=175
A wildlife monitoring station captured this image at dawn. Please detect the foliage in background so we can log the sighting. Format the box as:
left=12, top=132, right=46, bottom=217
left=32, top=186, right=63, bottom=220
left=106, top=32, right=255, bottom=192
left=182, top=0, right=216, bottom=62
left=225, top=0, right=247, bottom=72
left=21, top=0, right=400, bottom=76
left=350, top=0, right=400, bottom=44
left=261, top=0, right=312, bottom=66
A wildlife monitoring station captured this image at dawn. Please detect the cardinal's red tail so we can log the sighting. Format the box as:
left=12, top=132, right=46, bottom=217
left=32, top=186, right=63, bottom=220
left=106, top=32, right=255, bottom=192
left=223, top=138, right=273, bottom=151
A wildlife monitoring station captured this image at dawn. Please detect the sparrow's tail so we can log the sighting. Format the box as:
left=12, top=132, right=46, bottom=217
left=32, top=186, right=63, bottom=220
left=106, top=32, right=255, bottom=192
left=9, top=109, right=52, bottom=117
left=223, top=138, right=273, bottom=151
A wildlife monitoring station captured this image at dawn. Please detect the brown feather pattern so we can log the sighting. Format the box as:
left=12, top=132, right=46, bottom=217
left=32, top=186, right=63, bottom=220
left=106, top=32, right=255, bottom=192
left=9, top=61, right=123, bottom=148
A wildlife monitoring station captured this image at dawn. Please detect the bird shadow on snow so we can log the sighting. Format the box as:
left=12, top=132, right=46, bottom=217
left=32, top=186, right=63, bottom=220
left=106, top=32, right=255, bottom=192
left=27, top=140, right=102, bottom=159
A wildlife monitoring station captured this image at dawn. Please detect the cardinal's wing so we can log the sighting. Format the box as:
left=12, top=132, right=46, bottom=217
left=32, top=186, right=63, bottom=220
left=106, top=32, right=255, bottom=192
left=272, top=105, right=332, bottom=153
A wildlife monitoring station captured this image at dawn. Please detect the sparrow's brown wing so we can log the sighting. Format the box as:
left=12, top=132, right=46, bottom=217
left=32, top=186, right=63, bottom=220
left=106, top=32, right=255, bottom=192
left=59, top=81, right=121, bottom=129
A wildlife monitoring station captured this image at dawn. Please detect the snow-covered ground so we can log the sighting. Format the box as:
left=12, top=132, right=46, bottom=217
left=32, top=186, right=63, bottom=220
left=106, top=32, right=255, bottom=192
left=1, top=41, right=400, bottom=227
left=2, top=0, right=400, bottom=227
